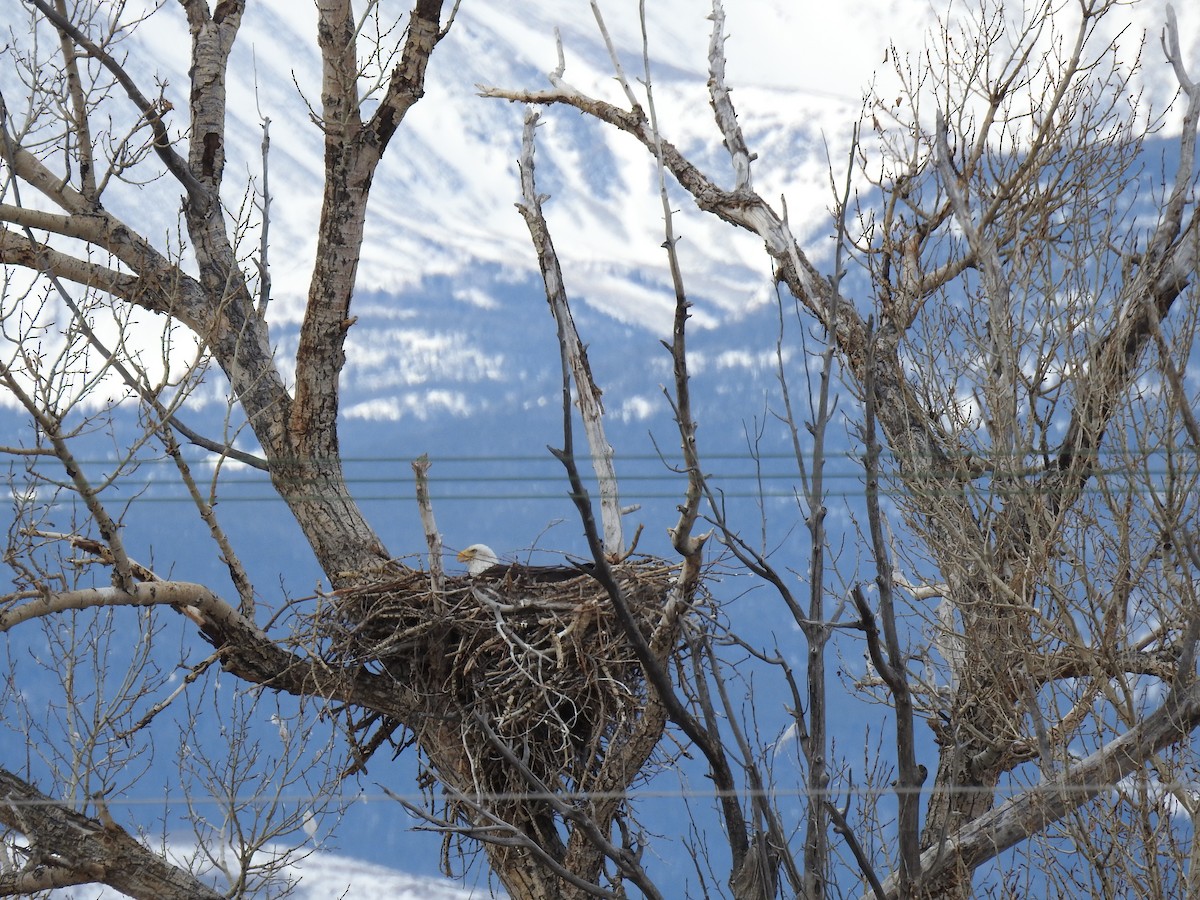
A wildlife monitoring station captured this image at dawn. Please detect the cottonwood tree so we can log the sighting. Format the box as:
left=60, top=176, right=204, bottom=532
left=1, top=1, right=1200, bottom=899
left=486, top=0, right=1200, bottom=897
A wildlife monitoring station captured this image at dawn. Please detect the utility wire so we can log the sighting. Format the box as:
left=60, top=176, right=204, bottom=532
left=9, top=451, right=1183, bottom=502
left=0, top=780, right=1169, bottom=809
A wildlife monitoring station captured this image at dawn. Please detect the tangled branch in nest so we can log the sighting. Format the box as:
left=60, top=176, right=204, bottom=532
left=321, top=556, right=688, bottom=806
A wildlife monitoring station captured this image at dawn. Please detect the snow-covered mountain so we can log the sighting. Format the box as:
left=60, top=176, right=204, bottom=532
left=47, top=844, right=497, bottom=899
left=165, top=0, right=1196, bottom=435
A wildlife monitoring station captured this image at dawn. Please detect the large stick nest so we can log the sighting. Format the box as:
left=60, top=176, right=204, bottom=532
left=322, top=556, right=687, bottom=814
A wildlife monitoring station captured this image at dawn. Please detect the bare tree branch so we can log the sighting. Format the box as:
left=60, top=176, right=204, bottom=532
left=516, top=108, right=624, bottom=557
left=0, top=768, right=223, bottom=900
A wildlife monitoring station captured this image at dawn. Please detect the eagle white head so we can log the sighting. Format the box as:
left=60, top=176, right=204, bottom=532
left=457, top=543, right=500, bottom=576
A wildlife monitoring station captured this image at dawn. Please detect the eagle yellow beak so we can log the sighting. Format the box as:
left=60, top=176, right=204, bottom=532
left=458, top=544, right=500, bottom=575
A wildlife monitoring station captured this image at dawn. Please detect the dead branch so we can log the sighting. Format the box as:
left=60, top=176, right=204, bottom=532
left=515, top=108, right=624, bottom=557
left=411, top=455, right=445, bottom=593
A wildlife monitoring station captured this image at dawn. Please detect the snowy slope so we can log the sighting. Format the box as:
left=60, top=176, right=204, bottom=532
left=45, top=845, right=498, bottom=899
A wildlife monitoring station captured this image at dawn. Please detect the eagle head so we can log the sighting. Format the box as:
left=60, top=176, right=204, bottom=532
left=457, top=543, right=500, bottom=576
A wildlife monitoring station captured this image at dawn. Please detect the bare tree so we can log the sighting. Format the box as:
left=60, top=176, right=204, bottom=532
left=1, top=0, right=1200, bottom=898
left=486, top=0, right=1200, bottom=897
left=0, top=0, right=460, bottom=896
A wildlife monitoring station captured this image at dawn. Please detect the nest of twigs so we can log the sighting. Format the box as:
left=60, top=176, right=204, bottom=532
left=322, top=556, right=683, bottom=813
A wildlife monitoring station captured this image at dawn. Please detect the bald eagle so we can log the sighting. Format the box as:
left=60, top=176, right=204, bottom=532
left=457, top=543, right=593, bottom=583
left=458, top=543, right=501, bottom=576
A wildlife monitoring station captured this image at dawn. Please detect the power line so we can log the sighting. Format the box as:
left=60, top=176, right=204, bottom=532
left=23, top=476, right=1191, bottom=504
left=10, top=450, right=1192, bottom=504
left=14, top=450, right=1135, bottom=465
left=0, top=780, right=1172, bottom=810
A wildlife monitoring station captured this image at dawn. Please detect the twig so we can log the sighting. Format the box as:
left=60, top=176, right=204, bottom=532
left=256, top=112, right=272, bottom=316
left=0, top=96, right=268, bottom=471
left=160, top=425, right=257, bottom=616
left=706, top=1, right=753, bottom=191
left=472, top=711, right=663, bottom=899
left=393, top=783, right=620, bottom=899
left=0, top=361, right=136, bottom=590
left=29, top=0, right=209, bottom=203
left=828, top=797, right=888, bottom=900
left=116, top=652, right=220, bottom=738
left=411, top=454, right=444, bottom=593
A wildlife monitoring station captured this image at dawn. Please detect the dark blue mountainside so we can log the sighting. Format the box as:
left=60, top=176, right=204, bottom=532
left=2, top=120, right=1187, bottom=886
left=0, top=264, right=849, bottom=892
